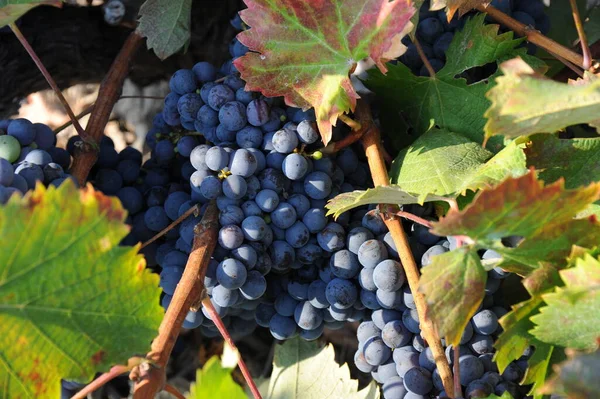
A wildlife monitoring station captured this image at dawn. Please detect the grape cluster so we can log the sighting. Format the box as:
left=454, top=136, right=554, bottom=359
left=354, top=223, right=533, bottom=399
left=399, top=0, right=550, bottom=76
left=0, top=118, right=75, bottom=202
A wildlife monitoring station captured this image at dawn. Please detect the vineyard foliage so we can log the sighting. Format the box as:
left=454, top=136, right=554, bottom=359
left=0, top=0, right=599, bottom=398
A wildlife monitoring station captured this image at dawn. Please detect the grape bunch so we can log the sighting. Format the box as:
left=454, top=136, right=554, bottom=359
left=0, top=118, right=75, bottom=202
left=353, top=222, right=533, bottom=399
left=399, top=0, right=550, bottom=76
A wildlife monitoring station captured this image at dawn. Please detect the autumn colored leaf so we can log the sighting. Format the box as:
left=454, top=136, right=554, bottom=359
left=234, top=0, right=415, bottom=145
left=0, top=181, right=163, bottom=398
left=430, top=0, right=491, bottom=20
left=419, top=247, right=486, bottom=345
left=485, top=59, right=600, bottom=140
left=433, top=171, right=600, bottom=245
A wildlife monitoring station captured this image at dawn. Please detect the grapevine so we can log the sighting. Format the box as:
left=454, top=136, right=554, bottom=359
left=0, top=0, right=599, bottom=399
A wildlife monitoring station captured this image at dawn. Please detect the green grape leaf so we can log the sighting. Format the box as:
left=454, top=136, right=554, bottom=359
left=262, top=337, right=380, bottom=399
left=137, top=0, right=192, bottom=59
left=432, top=172, right=600, bottom=246
left=0, top=0, right=62, bottom=28
left=234, top=0, right=415, bottom=146
left=326, top=133, right=526, bottom=215
left=325, top=186, right=446, bottom=219
left=481, top=393, right=514, bottom=399
left=187, top=356, right=247, bottom=399
left=390, top=129, right=527, bottom=200
left=365, top=14, right=544, bottom=153
left=531, top=254, right=600, bottom=350
left=485, top=59, right=600, bottom=140
left=542, top=350, right=600, bottom=399
left=0, top=182, right=163, bottom=399
left=494, top=294, right=556, bottom=399
left=526, top=135, right=600, bottom=189
left=419, top=247, right=486, bottom=345
left=494, top=297, right=545, bottom=374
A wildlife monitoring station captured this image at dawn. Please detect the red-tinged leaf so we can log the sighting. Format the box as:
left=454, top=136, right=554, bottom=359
left=432, top=171, right=600, bottom=245
left=419, top=247, right=486, bottom=345
left=234, top=0, right=415, bottom=145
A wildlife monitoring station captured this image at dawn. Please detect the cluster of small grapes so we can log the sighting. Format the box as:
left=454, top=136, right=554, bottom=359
left=399, top=0, right=550, bottom=76
left=353, top=222, right=533, bottom=399
left=0, top=119, right=74, bottom=202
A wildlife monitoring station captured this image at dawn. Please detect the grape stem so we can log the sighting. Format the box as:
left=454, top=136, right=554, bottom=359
left=414, top=36, right=436, bottom=78
left=70, top=32, right=143, bottom=186
left=453, top=347, right=463, bottom=398
left=392, top=210, right=433, bottom=229
left=321, top=120, right=366, bottom=154
left=355, top=101, right=455, bottom=397
left=164, top=383, right=186, bottom=399
left=71, top=364, right=131, bottom=399
left=9, top=23, right=87, bottom=139
left=476, top=4, right=586, bottom=69
left=132, top=201, right=219, bottom=398
left=141, top=204, right=201, bottom=249
left=201, top=298, right=263, bottom=399
left=569, top=0, right=592, bottom=70
left=338, top=114, right=362, bottom=131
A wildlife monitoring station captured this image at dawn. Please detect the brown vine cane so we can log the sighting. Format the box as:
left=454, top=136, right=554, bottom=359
left=132, top=201, right=219, bottom=398
left=354, top=101, right=455, bottom=397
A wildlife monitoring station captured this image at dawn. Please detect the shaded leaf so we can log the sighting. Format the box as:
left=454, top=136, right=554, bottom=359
left=541, top=350, right=600, bottom=399
left=325, top=186, right=446, bottom=220
left=365, top=14, right=544, bottom=152
left=187, top=356, right=247, bottom=399
left=494, top=296, right=554, bottom=399
left=495, top=217, right=600, bottom=275
left=0, top=0, right=62, bottom=28
left=0, top=181, right=163, bottom=398
left=531, top=255, right=600, bottom=350
left=390, top=129, right=527, bottom=200
left=495, top=297, right=543, bottom=373
left=263, top=337, right=379, bottom=399
left=526, top=134, right=600, bottom=189
left=484, top=59, right=600, bottom=140
left=419, top=247, right=486, bottom=345
left=137, top=0, right=192, bottom=59
left=433, top=172, right=600, bottom=246
left=234, top=0, right=415, bottom=146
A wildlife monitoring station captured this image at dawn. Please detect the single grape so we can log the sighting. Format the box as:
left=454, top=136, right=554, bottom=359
left=325, top=278, right=358, bottom=309
left=218, top=224, right=244, bottom=250
left=373, top=259, right=405, bottom=292
left=403, top=367, right=433, bottom=395
left=358, top=239, right=388, bottom=268
left=363, top=336, right=392, bottom=366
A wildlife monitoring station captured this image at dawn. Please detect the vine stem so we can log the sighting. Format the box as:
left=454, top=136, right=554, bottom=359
left=476, top=4, right=585, bottom=68
left=569, top=0, right=592, bottom=70
left=132, top=201, right=219, bottom=398
left=354, top=101, right=454, bottom=397
left=9, top=23, right=87, bottom=139
left=141, top=204, right=200, bottom=249
left=201, top=298, right=262, bottom=399
left=70, top=32, right=143, bottom=186
left=71, top=365, right=130, bottom=399
left=414, top=36, right=436, bottom=77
